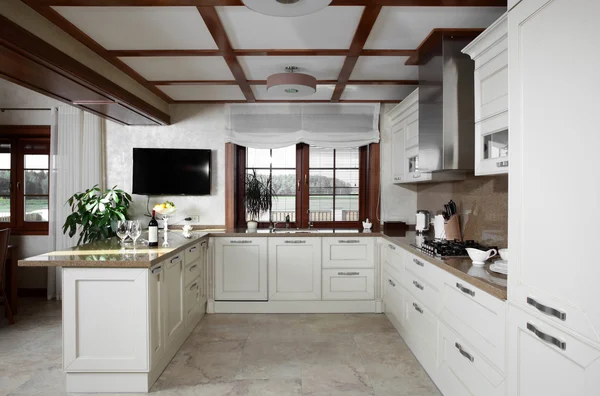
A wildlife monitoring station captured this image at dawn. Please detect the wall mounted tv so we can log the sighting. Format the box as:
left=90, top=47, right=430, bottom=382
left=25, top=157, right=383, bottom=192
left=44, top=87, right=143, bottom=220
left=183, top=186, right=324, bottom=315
left=132, top=148, right=211, bottom=195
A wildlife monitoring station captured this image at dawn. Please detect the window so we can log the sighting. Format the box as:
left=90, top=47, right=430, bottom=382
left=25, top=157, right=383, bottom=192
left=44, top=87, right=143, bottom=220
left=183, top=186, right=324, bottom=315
left=240, top=144, right=369, bottom=228
left=0, top=126, right=50, bottom=235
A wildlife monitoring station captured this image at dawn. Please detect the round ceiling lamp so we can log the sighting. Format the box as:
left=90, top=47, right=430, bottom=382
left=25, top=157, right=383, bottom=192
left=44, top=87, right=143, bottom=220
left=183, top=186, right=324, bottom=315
left=242, top=0, right=332, bottom=17
left=267, top=66, right=317, bottom=97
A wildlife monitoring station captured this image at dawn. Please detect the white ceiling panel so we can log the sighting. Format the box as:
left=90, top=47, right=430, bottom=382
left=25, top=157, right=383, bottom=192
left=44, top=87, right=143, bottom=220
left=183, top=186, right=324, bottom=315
left=350, top=57, right=418, bottom=80
left=251, top=85, right=335, bottom=101
left=158, top=85, right=245, bottom=101
left=365, top=7, right=505, bottom=49
left=239, top=56, right=345, bottom=80
left=216, top=6, right=364, bottom=49
left=52, top=7, right=217, bottom=50
left=341, top=85, right=417, bottom=101
left=119, top=57, right=234, bottom=81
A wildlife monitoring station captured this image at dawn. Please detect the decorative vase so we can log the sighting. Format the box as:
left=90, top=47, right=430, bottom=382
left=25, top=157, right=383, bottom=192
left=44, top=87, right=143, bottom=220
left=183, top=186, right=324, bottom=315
left=247, top=220, right=258, bottom=232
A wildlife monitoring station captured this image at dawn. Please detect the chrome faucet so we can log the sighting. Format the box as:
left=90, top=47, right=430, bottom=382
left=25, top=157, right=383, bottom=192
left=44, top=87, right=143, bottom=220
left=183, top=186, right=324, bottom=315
left=307, top=209, right=313, bottom=229
left=285, top=215, right=290, bottom=229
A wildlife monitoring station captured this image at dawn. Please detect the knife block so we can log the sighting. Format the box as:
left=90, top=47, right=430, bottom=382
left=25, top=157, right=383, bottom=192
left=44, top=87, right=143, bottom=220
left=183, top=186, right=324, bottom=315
left=444, top=215, right=462, bottom=241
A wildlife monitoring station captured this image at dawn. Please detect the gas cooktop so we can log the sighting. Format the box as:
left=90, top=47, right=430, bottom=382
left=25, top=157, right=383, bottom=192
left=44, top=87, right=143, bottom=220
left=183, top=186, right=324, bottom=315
left=411, top=239, right=498, bottom=258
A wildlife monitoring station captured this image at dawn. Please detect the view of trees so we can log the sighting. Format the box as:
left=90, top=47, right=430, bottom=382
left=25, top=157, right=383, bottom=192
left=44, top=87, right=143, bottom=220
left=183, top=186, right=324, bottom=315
left=0, top=170, right=48, bottom=195
left=269, top=173, right=358, bottom=196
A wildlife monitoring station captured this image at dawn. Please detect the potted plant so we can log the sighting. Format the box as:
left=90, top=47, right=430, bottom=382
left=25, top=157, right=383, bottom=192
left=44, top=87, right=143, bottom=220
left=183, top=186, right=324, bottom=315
left=244, top=170, right=275, bottom=231
left=63, top=185, right=132, bottom=246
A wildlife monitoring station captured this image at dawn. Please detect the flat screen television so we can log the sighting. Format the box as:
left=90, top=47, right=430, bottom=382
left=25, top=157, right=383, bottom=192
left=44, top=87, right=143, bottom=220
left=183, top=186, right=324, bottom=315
left=132, top=148, right=211, bottom=195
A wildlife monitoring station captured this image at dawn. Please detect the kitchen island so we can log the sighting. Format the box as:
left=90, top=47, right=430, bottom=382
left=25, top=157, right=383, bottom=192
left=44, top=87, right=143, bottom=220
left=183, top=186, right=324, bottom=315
left=20, top=232, right=210, bottom=393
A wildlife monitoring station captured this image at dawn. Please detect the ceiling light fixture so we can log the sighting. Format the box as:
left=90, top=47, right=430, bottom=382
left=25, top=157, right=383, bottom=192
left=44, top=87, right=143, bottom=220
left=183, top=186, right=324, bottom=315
left=267, top=66, right=317, bottom=97
left=242, top=0, right=332, bottom=17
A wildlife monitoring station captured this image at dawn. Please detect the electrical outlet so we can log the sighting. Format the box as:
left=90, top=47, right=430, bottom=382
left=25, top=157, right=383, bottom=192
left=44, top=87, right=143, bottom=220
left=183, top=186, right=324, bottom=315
left=188, top=215, right=200, bottom=223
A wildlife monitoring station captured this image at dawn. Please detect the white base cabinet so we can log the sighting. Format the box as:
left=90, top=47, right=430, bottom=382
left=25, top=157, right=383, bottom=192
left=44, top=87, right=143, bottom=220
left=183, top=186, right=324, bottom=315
left=322, top=269, right=374, bottom=301
left=268, top=237, right=321, bottom=301
left=508, top=305, right=600, bottom=396
left=214, top=237, right=267, bottom=301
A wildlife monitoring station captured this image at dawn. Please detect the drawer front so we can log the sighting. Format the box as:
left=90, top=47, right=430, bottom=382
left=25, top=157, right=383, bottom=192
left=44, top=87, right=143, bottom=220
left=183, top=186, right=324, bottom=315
left=440, top=273, right=506, bottom=370
left=383, top=271, right=406, bottom=334
left=404, top=251, right=442, bottom=290
left=404, top=268, right=440, bottom=314
left=184, top=241, right=203, bottom=264
left=322, top=237, right=374, bottom=268
left=184, top=259, right=202, bottom=287
left=405, top=293, right=438, bottom=373
left=383, top=242, right=404, bottom=279
left=185, top=277, right=203, bottom=329
left=438, top=322, right=505, bottom=396
left=322, top=269, right=374, bottom=301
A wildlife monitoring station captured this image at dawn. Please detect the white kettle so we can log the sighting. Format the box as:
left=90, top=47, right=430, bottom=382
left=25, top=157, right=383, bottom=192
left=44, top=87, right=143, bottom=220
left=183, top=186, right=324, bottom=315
left=415, top=210, right=430, bottom=234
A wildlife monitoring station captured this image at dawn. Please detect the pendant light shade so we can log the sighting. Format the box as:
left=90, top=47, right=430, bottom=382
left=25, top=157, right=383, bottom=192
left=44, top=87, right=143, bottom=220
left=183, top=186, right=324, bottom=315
left=242, top=0, right=332, bottom=17
left=267, top=67, right=317, bottom=97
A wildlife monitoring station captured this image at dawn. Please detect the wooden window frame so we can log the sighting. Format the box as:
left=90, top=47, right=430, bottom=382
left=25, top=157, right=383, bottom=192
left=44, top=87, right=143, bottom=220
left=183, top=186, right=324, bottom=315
left=233, top=143, right=374, bottom=229
left=0, top=126, right=50, bottom=236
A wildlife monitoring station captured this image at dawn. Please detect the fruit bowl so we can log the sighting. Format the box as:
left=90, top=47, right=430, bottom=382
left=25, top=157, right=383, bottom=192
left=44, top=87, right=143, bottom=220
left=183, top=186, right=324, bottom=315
left=153, top=201, right=176, bottom=216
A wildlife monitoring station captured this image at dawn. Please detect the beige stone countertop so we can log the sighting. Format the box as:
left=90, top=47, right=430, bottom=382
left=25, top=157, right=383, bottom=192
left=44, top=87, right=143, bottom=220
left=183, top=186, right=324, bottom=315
left=382, top=232, right=507, bottom=301
left=19, top=231, right=210, bottom=268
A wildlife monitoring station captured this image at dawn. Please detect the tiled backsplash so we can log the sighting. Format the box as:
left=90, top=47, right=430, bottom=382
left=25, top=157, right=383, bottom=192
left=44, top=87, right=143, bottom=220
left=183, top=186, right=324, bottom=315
left=417, top=174, right=508, bottom=247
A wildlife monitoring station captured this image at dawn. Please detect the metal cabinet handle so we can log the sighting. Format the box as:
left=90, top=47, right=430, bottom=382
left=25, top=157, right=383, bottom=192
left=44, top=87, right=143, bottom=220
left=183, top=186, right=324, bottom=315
left=496, top=161, right=509, bottom=168
left=527, top=297, right=566, bottom=321
left=189, top=264, right=197, bottom=271
left=413, top=173, right=421, bottom=178
left=388, top=244, right=396, bottom=250
left=339, top=240, right=360, bottom=244
left=456, top=282, right=475, bottom=297
left=201, top=240, right=207, bottom=247
left=388, top=279, right=396, bottom=287
left=231, top=240, right=252, bottom=244
left=455, top=343, right=475, bottom=362
left=151, top=265, right=162, bottom=275
left=170, top=255, right=180, bottom=263
left=190, top=282, right=198, bottom=290
left=284, top=240, right=306, bottom=244
left=189, top=246, right=197, bottom=252
left=413, top=258, right=424, bottom=267
left=412, top=302, right=423, bottom=314
left=338, top=271, right=360, bottom=276
left=413, top=280, right=424, bottom=290
left=527, top=323, right=566, bottom=351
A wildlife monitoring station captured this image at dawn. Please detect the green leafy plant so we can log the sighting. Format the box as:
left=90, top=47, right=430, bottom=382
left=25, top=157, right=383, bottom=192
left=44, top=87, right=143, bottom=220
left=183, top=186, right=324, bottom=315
left=245, top=170, right=276, bottom=222
left=63, top=185, right=132, bottom=246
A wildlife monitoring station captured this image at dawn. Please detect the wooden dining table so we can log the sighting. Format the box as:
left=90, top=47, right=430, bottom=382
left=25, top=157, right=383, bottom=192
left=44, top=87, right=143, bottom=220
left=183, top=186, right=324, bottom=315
left=5, top=245, right=18, bottom=315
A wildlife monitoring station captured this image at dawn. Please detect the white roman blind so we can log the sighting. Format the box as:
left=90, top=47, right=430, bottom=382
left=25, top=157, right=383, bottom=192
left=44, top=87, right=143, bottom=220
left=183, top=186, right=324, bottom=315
left=225, top=103, right=380, bottom=149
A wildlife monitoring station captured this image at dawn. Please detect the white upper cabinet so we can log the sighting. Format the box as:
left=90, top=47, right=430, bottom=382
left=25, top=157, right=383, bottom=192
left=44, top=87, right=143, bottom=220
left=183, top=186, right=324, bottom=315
left=508, top=0, right=600, bottom=345
left=268, top=237, right=322, bottom=301
left=508, top=0, right=522, bottom=11
left=463, top=13, right=509, bottom=176
left=214, top=238, right=268, bottom=301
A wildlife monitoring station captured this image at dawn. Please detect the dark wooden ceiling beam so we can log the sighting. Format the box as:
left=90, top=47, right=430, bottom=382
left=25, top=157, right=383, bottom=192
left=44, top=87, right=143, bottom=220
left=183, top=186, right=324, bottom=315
left=405, top=27, right=484, bottom=65
left=196, top=6, right=255, bottom=102
left=24, top=0, right=506, bottom=6
left=108, top=49, right=417, bottom=57
left=151, top=79, right=419, bottom=86
left=21, top=1, right=175, bottom=104
left=331, top=4, right=382, bottom=102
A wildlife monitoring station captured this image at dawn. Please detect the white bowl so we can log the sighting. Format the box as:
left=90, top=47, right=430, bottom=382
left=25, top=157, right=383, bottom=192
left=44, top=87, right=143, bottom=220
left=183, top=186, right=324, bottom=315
left=466, top=248, right=498, bottom=266
left=498, top=248, right=508, bottom=261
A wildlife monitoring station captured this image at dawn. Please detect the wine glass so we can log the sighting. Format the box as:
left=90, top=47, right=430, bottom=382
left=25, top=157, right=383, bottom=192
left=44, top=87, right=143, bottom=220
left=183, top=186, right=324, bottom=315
left=116, top=220, right=129, bottom=250
left=128, top=220, right=142, bottom=249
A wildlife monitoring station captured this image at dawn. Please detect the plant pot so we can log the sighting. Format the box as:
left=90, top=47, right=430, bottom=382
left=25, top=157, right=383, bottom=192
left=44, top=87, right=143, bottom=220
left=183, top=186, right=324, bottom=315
left=247, top=220, right=258, bottom=232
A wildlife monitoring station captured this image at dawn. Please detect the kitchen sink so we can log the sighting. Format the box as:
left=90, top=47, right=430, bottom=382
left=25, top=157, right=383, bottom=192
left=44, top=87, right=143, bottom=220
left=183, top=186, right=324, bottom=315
left=272, top=229, right=320, bottom=233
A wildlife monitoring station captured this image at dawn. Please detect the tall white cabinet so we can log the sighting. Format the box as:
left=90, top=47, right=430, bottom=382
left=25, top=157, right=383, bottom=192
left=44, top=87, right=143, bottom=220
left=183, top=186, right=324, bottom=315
left=507, top=0, right=600, bottom=394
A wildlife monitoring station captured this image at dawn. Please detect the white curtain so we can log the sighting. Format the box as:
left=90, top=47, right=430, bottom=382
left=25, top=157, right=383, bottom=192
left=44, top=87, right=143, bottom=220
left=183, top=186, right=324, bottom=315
left=225, top=103, right=381, bottom=149
left=47, top=107, right=106, bottom=300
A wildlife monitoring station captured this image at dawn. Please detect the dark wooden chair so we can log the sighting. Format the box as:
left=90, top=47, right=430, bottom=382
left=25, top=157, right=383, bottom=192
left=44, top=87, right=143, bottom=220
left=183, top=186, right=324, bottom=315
left=0, top=228, right=14, bottom=324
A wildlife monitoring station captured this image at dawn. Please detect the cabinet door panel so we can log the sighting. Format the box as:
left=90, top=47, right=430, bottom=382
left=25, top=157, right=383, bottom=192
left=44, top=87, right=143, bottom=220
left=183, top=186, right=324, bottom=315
left=164, top=254, right=184, bottom=347
left=475, top=46, right=508, bottom=122
left=391, top=121, right=405, bottom=182
left=322, top=237, right=374, bottom=268
left=508, top=0, right=600, bottom=343
left=383, top=271, right=406, bottom=334
left=185, top=277, right=203, bottom=330
left=322, top=269, right=374, bottom=300
left=215, top=238, right=268, bottom=301
left=404, top=293, right=437, bottom=374
left=268, top=238, right=321, bottom=301
left=508, top=306, right=600, bottom=396
left=149, top=264, right=164, bottom=368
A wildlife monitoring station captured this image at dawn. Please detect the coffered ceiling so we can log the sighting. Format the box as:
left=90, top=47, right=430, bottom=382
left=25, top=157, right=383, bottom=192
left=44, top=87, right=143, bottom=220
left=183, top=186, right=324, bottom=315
left=22, top=0, right=505, bottom=104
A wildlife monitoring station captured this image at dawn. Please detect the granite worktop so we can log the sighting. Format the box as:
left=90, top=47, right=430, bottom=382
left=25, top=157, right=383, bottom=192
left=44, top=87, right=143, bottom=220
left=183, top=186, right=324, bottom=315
left=19, top=228, right=507, bottom=300
left=382, top=231, right=507, bottom=300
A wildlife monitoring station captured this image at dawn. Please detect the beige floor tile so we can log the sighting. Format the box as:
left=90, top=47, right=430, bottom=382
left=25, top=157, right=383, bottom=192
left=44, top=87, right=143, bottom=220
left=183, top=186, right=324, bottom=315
left=235, top=341, right=314, bottom=380
left=301, top=364, right=374, bottom=396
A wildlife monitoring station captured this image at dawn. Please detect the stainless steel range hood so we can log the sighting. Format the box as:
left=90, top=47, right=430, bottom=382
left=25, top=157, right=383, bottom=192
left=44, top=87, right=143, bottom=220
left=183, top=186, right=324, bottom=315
left=415, top=37, right=475, bottom=181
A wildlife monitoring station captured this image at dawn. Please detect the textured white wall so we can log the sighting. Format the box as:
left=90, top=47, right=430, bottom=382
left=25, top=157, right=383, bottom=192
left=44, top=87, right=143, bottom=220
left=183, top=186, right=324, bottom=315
left=379, top=103, right=418, bottom=225
left=106, top=104, right=227, bottom=227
